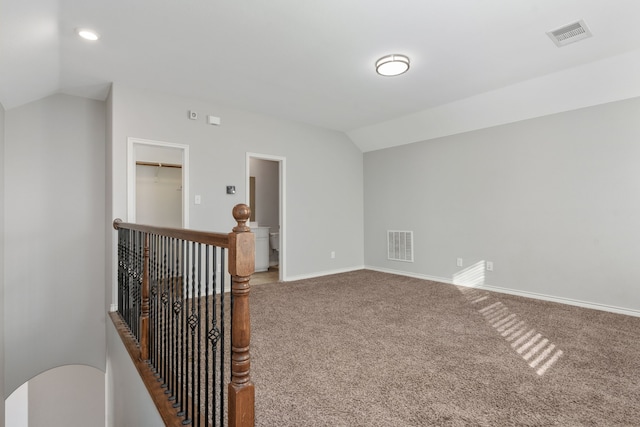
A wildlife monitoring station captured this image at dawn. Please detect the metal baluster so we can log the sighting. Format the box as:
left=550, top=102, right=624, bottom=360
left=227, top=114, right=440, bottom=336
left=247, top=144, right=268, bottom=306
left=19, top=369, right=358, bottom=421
left=187, top=241, right=197, bottom=425
left=161, top=237, right=175, bottom=401
left=204, top=245, right=211, bottom=425
left=159, top=236, right=166, bottom=393
left=172, top=238, right=180, bottom=409
left=196, top=243, right=202, bottom=426
left=155, top=234, right=162, bottom=380
left=220, top=248, right=226, bottom=427
left=135, top=230, right=142, bottom=341
left=117, top=230, right=124, bottom=318
left=178, top=238, right=186, bottom=419
left=150, top=235, right=155, bottom=369
left=124, top=230, right=131, bottom=328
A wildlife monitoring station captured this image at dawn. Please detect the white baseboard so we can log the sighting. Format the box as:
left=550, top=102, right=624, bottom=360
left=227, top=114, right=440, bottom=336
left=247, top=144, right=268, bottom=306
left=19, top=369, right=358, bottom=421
left=285, top=265, right=365, bottom=282
left=365, top=265, right=640, bottom=318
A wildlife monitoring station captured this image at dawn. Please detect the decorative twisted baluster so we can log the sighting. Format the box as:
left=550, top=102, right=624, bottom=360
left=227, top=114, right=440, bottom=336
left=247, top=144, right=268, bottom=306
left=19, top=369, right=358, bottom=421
left=141, top=233, right=150, bottom=361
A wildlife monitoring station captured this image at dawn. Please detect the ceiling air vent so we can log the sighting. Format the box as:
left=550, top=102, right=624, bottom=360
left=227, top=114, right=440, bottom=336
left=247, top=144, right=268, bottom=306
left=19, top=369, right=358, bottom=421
left=547, top=19, right=592, bottom=47
left=387, top=230, right=414, bottom=262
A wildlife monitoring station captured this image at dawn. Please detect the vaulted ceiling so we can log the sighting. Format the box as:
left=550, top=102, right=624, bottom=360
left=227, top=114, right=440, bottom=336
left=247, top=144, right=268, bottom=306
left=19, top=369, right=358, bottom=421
left=2, top=1, right=640, bottom=151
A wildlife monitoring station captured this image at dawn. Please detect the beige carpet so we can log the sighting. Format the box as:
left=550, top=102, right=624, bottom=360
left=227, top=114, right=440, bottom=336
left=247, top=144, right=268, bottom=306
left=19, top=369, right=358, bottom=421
left=248, top=269, right=640, bottom=426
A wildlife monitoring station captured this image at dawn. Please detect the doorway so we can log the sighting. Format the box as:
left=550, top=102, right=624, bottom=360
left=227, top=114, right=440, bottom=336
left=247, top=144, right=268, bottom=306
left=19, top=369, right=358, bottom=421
left=127, top=138, right=190, bottom=228
left=246, top=153, right=286, bottom=282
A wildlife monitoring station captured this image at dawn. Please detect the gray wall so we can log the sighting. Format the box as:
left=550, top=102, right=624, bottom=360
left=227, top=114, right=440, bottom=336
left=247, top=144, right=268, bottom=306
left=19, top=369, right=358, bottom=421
left=106, top=321, right=163, bottom=427
left=109, top=84, right=364, bottom=281
left=28, top=365, right=105, bottom=427
left=364, top=97, right=640, bottom=313
left=1, top=102, right=5, bottom=427
left=4, top=94, right=106, bottom=395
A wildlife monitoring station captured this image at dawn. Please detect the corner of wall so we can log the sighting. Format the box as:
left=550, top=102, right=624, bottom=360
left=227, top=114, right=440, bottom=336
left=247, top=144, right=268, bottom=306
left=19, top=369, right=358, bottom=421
left=1, top=100, right=6, bottom=426
left=105, top=84, right=115, bottom=427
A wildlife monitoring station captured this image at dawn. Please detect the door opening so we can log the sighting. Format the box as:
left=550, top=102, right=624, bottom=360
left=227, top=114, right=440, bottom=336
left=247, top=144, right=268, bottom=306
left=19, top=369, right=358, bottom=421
left=127, top=138, right=190, bottom=228
left=246, top=153, right=286, bottom=282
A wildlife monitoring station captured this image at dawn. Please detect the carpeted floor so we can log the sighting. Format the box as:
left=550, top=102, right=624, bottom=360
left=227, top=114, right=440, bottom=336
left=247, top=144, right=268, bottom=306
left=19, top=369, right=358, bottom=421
left=248, top=269, right=640, bottom=426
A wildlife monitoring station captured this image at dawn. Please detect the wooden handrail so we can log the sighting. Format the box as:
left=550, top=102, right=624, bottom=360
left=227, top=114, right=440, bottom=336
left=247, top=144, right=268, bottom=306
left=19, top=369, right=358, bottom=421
left=111, top=204, right=255, bottom=427
left=113, top=219, right=230, bottom=248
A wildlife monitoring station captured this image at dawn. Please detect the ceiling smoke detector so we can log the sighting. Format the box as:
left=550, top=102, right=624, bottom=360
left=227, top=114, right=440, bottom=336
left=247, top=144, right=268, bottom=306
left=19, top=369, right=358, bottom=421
left=547, top=19, right=592, bottom=47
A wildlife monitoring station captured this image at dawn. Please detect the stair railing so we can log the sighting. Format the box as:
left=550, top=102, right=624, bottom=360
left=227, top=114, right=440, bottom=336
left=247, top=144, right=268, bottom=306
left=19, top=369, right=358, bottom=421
left=111, top=204, right=255, bottom=427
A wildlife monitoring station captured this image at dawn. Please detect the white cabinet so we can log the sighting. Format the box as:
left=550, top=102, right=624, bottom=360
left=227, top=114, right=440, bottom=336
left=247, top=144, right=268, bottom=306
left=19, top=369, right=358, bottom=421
left=252, top=227, right=270, bottom=272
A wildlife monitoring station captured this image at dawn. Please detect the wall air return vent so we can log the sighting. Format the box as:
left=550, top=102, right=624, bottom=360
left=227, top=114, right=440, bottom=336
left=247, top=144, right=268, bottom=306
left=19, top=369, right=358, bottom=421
left=547, top=19, right=592, bottom=47
left=387, top=230, right=414, bottom=262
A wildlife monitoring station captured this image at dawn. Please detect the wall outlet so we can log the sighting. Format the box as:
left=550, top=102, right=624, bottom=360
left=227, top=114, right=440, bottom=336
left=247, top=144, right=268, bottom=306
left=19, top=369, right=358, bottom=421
left=456, top=258, right=463, bottom=267
left=486, top=261, right=494, bottom=271
left=330, top=251, right=336, bottom=259
left=194, top=194, right=201, bottom=205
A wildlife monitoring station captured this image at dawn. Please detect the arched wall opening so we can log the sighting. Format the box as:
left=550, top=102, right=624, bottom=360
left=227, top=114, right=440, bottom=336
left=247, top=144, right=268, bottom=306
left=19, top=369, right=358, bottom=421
left=5, top=365, right=105, bottom=427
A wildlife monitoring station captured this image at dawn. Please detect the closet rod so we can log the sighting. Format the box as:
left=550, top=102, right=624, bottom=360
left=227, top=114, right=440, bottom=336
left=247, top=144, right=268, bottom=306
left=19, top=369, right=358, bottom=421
left=136, top=161, right=182, bottom=169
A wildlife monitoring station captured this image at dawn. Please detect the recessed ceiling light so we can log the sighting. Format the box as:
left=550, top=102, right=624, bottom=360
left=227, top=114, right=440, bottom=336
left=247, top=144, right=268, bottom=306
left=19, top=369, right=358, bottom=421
left=375, top=54, right=410, bottom=76
left=76, top=28, right=100, bottom=41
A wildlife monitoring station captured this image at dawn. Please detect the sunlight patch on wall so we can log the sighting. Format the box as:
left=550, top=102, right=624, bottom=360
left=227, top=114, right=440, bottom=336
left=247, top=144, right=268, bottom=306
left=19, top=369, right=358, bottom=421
left=452, top=261, right=486, bottom=287
left=459, top=286, right=564, bottom=376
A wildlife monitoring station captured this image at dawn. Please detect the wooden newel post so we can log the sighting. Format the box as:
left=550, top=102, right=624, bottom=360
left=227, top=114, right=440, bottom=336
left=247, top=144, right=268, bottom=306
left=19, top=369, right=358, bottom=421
left=140, top=233, right=150, bottom=361
left=228, top=204, right=256, bottom=427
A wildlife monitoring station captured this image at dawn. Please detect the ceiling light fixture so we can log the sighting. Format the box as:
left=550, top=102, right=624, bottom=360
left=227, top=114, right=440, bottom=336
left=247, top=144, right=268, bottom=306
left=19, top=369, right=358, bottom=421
left=375, top=54, right=410, bottom=76
left=76, top=28, right=100, bottom=41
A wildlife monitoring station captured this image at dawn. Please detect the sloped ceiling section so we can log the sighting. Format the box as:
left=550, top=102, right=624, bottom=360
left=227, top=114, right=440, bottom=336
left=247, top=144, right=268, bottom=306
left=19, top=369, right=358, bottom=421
left=2, top=1, right=640, bottom=151
left=0, top=0, right=60, bottom=109
left=348, top=48, right=640, bottom=151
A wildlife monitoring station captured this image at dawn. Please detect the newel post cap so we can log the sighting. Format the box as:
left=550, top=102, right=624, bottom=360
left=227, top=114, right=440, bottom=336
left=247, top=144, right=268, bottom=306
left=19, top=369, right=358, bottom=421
left=232, top=204, right=251, bottom=232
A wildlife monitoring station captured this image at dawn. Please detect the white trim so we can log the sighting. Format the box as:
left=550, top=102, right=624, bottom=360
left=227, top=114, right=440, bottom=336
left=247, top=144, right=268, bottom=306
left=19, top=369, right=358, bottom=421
left=364, top=265, right=640, bottom=318
left=246, top=152, right=287, bottom=281
left=285, top=265, right=365, bottom=282
left=365, top=265, right=452, bottom=285
left=109, top=304, right=118, bottom=313
left=127, top=137, right=190, bottom=228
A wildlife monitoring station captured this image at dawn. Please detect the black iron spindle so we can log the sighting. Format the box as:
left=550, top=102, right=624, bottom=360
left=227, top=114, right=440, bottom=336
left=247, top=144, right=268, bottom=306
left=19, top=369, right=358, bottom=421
left=204, top=245, right=211, bottom=425
left=166, top=235, right=171, bottom=388
left=196, top=243, right=203, bottom=426
left=178, top=238, right=186, bottom=419
left=220, top=248, right=226, bottom=427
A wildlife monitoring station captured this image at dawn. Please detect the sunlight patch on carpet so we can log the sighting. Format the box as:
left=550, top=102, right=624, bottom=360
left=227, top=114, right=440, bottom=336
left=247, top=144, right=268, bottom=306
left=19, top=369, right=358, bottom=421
left=459, top=286, right=564, bottom=376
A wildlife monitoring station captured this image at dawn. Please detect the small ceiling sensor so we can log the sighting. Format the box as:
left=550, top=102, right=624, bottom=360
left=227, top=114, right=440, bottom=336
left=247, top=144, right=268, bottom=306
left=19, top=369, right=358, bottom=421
left=77, top=28, right=100, bottom=41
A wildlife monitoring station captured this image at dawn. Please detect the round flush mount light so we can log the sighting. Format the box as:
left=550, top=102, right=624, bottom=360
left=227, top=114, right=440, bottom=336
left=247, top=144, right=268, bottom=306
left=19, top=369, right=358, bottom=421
left=76, top=28, right=100, bottom=41
left=375, top=54, right=410, bottom=76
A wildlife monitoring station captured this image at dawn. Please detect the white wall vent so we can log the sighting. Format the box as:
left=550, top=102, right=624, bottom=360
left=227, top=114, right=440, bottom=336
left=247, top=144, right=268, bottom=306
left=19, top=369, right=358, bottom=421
left=387, top=230, right=414, bottom=262
left=547, top=19, right=592, bottom=47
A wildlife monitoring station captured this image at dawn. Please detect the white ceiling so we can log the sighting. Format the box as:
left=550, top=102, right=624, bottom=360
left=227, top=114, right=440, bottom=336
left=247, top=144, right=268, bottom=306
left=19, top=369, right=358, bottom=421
left=2, top=0, right=640, bottom=151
